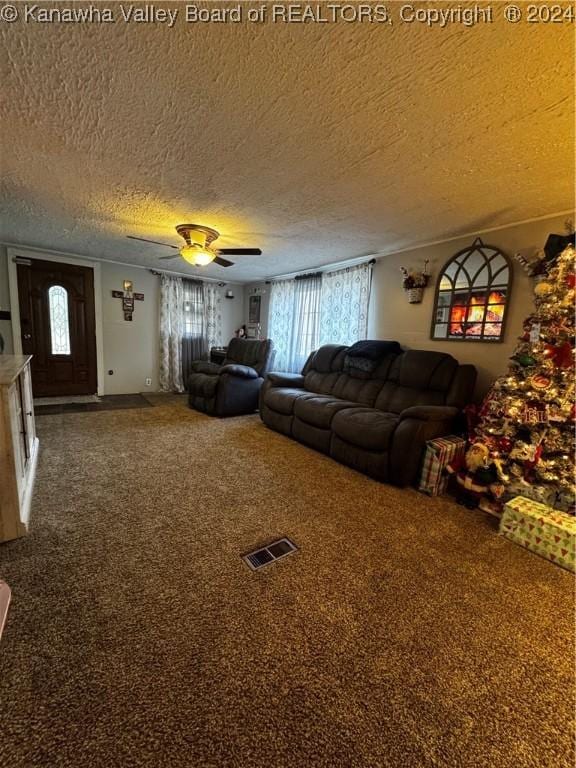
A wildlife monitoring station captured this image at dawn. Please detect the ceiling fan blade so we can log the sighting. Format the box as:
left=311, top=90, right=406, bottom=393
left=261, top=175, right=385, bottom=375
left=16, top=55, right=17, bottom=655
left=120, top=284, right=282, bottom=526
left=159, top=254, right=181, bottom=260
left=127, top=235, right=179, bottom=250
left=216, top=248, right=261, bottom=256
left=214, top=256, right=234, bottom=268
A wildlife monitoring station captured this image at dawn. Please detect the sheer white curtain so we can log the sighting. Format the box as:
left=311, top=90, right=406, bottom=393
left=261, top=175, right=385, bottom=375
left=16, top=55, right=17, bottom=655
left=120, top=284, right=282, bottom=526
left=268, top=262, right=372, bottom=373
left=159, top=274, right=185, bottom=392
left=319, top=262, right=372, bottom=346
left=291, top=275, right=322, bottom=372
left=268, top=274, right=322, bottom=373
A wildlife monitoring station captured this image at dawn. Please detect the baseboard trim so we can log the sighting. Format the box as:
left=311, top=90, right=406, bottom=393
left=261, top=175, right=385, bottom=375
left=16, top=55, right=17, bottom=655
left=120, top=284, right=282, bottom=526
left=19, top=437, right=39, bottom=533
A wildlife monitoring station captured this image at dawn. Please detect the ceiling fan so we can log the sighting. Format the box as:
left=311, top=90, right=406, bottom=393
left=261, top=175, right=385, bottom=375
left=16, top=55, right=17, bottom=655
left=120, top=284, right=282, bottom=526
left=127, top=224, right=261, bottom=268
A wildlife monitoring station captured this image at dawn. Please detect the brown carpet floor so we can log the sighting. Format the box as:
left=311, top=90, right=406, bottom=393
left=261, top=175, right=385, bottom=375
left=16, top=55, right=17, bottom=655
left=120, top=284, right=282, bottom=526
left=0, top=400, right=574, bottom=768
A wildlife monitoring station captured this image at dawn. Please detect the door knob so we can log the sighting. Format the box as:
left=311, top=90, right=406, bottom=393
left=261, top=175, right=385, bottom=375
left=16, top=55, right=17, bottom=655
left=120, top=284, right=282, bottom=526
left=23, top=333, right=32, bottom=340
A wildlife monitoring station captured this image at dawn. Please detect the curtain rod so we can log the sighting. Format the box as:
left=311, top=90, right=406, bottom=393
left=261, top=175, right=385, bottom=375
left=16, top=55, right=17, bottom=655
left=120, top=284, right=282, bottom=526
left=149, top=268, right=226, bottom=286
left=272, top=258, right=376, bottom=283
left=294, top=271, right=323, bottom=281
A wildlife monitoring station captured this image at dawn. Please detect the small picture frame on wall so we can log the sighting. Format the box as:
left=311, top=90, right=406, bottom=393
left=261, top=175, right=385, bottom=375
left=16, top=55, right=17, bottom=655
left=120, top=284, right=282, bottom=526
left=249, top=295, right=261, bottom=324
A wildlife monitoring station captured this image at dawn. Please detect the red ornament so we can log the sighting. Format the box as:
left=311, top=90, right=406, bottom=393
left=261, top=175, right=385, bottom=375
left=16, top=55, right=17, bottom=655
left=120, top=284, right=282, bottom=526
left=498, top=437, right=513, bottom=452
left=543, top=341, right=573, bottom=368
left=566, top=273, right=576, bottom=289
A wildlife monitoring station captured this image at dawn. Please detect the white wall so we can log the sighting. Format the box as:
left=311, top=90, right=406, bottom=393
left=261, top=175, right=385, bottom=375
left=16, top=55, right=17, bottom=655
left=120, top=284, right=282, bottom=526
left=100, top=263, right=160, bottom=395
left=0, top=248, right=245, bottom=394
left=244, top=214, right=571, bottom=399
left=219, top=285, right=245, bottom=347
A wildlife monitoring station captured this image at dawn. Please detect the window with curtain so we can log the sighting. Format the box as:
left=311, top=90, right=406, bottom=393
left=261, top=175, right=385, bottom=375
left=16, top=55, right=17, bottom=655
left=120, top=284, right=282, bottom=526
left=159, top=275, right=222, bottom=392
left=268, top=262, right=372, bottom=373
left=181, top=279, right=207, bottom=384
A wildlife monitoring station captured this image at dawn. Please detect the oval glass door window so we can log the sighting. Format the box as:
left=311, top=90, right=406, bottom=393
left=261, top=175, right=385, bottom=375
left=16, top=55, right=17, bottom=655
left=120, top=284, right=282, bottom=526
left=48, top=285, right=71, bottom=355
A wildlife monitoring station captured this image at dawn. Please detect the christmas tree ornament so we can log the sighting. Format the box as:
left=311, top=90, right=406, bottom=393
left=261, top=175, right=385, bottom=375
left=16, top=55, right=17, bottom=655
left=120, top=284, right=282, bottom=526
left=534, top=281, right=553, bottom=296
left=511, top=352, right=537, bottom=367
left=522, top=401, right=548, bottom=425
left=544, top=341, right=573, bottom=368
left=529, top=323, right=541, bottom=343
left=529, top=373, right=551, bottom=390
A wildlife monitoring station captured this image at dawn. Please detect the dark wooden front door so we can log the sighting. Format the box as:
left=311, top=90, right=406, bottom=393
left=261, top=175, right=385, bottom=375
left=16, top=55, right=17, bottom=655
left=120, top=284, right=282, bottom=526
left=17, top=259, right=97, bottom=397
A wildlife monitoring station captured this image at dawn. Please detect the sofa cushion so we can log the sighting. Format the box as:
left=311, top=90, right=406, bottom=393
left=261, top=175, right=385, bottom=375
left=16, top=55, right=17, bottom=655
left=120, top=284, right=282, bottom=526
left=265, top=387, right=312, bottom=416
left=306, top=345, right=347, bottom=373
left=224, top=337, right=273, bottom=376
left=331, top=373, right=385, bottom=406
left=374, top=351, right=459, bottom=413
left=188, top=372, right=219, bottom=398
left=294, top=396, right=358, bottom=429
left=332, top=407, right=399, bottom=451
left=303, top=370, right=341, bottom=396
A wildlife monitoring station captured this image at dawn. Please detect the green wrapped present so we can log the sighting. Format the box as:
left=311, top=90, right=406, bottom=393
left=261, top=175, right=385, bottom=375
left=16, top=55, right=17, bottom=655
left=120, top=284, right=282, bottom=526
left=500, top=496, right=576, bottom=572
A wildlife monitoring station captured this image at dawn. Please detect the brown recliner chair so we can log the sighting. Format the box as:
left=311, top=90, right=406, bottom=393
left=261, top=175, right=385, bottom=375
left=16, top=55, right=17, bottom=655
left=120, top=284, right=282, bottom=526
left=259, top=342, right=476, bottom=486
left=188, top=337, right=274, bottom=417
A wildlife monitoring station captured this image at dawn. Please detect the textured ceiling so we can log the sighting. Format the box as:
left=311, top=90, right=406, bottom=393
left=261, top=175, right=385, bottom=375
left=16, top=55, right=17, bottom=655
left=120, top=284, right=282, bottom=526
left=1, top=4, right=574, bottom=282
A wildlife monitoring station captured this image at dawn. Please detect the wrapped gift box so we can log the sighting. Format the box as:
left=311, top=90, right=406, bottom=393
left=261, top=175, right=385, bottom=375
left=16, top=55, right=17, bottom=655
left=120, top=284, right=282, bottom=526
left=418, top=435, right=467, bottom=496
left=500, top=496, right=576, bottom=572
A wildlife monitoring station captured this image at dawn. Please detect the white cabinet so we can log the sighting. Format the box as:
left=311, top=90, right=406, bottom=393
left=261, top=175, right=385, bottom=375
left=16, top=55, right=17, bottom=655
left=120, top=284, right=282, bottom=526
left=0, top=355, right=39, bottom=542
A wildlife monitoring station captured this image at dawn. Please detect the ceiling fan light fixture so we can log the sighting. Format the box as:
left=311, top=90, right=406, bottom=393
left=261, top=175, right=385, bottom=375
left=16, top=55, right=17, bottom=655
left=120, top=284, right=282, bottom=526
left=180, top=244, right=216, bottom=266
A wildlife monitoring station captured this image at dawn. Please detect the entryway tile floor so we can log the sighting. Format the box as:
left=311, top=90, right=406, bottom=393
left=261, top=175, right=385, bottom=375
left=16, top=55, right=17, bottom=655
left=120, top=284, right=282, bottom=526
left=35, top=394, right=155, bottom=415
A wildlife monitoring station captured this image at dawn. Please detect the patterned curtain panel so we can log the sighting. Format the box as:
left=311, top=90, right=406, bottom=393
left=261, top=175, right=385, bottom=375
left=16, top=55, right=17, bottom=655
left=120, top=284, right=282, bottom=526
left=268, top=278, right=295, bottom=373
left=319, top=262, right=372, bottom=346
left=182, top=279, right=207, bottom=385
left=159, top=274, right=185, bottom=392
left=204, top=283, right=223, bottom=351
left=269, top=262, right=373, bottom=373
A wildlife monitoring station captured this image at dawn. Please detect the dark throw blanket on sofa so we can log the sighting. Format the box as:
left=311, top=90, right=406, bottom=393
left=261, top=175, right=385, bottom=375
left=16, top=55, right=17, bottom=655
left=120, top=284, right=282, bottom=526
left=344, top=340, right=402, bottom=374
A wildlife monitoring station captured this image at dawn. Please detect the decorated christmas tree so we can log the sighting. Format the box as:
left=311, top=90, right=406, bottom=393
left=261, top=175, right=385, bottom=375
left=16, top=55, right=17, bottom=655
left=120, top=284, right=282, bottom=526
left=473, top=239, right=575, bottom=513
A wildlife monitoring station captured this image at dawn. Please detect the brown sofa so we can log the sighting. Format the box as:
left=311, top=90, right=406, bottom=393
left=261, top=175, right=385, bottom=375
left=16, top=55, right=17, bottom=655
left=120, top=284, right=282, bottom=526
left=259, top=343, right=476, bottom=486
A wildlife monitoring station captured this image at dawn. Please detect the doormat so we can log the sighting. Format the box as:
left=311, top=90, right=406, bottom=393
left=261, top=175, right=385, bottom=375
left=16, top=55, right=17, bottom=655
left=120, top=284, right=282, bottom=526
left=35, top=394, right=153, bottom=415
left=34, top=395, right=101, bottom=406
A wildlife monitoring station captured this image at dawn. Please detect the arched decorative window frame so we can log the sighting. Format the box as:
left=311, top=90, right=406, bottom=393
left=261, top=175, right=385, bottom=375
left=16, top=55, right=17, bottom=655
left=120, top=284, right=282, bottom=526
left=430, top=238, right=513, bottom=343
left=47, top=283, right=72, bottom=356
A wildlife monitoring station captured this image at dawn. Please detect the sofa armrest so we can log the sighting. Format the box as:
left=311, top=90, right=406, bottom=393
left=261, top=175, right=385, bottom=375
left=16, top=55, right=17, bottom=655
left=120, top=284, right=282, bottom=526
left=220, top=364, right=259, bottom=379
left=399, top=405, right=459, bottom=422
left=267, top=372, right=305, bottom=388
left=191, top=361, right=221, bottom=375
left=390, top=410, right=459, bottom=487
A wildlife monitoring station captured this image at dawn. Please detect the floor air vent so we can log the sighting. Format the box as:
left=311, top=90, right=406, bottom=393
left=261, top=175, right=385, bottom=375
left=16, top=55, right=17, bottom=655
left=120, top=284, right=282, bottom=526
left=242, top=538, right=298, bottom=571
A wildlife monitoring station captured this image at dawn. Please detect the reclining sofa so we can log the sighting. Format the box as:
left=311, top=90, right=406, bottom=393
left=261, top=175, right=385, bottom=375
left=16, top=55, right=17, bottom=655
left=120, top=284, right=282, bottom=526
left=188, top=337, right=274, bottom=417
left=259, top=342, right=476, bottom=486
